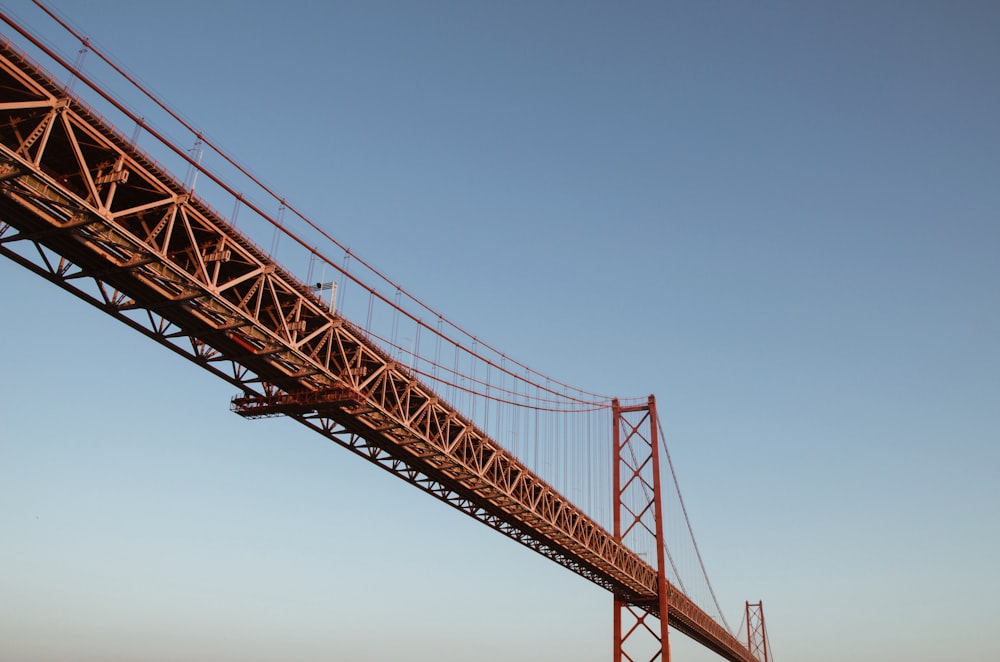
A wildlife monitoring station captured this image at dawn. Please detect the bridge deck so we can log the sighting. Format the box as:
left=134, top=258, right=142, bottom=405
left=0, top=34, right=755, bottom=662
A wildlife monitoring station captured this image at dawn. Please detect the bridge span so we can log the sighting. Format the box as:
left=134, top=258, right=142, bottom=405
left=0, top=9, right=769, bottom=661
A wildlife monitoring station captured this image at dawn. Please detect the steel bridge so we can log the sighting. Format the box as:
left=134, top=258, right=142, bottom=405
left=0, top=8, right=770, bottom=661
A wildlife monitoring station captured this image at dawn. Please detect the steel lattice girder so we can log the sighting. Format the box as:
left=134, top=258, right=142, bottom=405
left=0, top=36, right=757, bottom=662
left=0, top=36, right=654, bottom=604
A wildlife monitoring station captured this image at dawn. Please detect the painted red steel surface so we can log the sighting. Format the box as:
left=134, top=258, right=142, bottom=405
left=0, top=35, right=758, bottom=662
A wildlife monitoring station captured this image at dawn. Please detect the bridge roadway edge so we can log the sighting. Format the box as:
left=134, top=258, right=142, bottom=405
left=0, top=33, right=757, bottom=662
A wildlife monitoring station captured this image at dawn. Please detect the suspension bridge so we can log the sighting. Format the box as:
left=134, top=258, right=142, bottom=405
left=0, top=5, right=771, bottom=660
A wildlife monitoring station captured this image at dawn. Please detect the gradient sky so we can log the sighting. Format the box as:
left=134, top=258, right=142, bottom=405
left=1, top=2, right=998, bottom=661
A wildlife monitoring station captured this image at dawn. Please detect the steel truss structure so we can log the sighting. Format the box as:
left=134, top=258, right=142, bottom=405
left=0, top=29, right=761, bottom=662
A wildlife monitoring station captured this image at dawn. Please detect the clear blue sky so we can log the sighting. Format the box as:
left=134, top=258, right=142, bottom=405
left=1, top=2, right=998, bottom=660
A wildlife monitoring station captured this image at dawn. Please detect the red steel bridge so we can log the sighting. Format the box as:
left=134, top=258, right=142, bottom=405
left=0, top=5, right=771, bottom=661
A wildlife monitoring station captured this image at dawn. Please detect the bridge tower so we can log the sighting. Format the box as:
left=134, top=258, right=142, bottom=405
left=613, top=395, right=671, bottom=661
left=745, top=601, right=769, bottom=662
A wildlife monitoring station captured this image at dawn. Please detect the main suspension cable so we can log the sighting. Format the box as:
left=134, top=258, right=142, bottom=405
left=26, top=0, right=625, bottom=408
left=657, top=416, right=732, bottom=634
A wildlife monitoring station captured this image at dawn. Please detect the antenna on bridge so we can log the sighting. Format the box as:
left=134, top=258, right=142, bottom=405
left=185, top=137, right=204, bottom=191
left=64, top=36, right=88, bottom=93
left=314, top=280, right=338, bottom=313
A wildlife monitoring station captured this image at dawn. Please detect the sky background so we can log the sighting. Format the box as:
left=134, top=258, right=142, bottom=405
left=1, top=1, right=998, bottom=661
